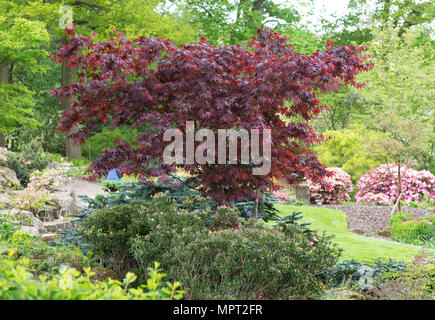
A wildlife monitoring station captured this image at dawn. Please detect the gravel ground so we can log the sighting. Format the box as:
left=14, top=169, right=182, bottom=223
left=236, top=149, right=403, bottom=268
left=312, top=204, right=434, bottom=236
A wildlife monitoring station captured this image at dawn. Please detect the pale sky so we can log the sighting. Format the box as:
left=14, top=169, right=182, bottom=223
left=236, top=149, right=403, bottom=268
left=286, top=0, right=352, bottom=33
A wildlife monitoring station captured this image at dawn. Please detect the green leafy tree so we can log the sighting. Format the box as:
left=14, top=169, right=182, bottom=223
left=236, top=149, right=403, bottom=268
left=3, top=0, right=196, bottom=158
left=358, top=26, right=434, bottom=172
left=321, top=0, right=434, bottom=45
left=0, top=85, right=39, bottom=138
left=313, top=85, right=369, bottom=132
left=174, top=0, right=304, bottom=45
left=0, top=7, right=50, bottom=147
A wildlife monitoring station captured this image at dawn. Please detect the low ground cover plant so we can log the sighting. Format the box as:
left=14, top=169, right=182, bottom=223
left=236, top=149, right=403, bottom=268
left=323, top=258, right=408, bottom=289
left=320, top=257, right=434, bottom=300
left=0, top=255, right=183, bottom=300
left=375, top=263, right=435, bottom=300
left=0, top=218, right=183, bottom=300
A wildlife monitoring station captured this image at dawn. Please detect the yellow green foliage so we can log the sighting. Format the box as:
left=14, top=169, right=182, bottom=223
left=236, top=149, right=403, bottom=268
left=314, top=126, right=387, bottom=183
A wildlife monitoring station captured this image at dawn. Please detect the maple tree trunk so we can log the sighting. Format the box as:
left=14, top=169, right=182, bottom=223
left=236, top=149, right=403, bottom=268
left=0, top=62, right=9, bottom=148
left=61, top=58, right=82, bottom=160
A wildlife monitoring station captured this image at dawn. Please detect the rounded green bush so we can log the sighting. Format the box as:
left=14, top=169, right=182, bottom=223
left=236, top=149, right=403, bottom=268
left=389, top=211, right=414, bottom=226
left=6, top=139, right=52, bottom=187
left=82, top=193, right=341, bottom=299
left=314, top=125, right=387, bottom=184
left=167, top=223, right=341, bottom=299
left=390, top=219, right=435, bottom=245
left=82, top=126, right=140, bottom=161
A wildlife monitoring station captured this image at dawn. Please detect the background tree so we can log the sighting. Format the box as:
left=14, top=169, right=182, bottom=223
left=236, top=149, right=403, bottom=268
left=321, top=0, right=435, bottom=45
left=3, top=0, right=196, bottom=159
left=0, top=2, right=50, bottom=147
left=364, top=112, right=429, bottom=211
left=358, top=26, right=434, bottom=172
left=173, top=0, right=305, bottom=45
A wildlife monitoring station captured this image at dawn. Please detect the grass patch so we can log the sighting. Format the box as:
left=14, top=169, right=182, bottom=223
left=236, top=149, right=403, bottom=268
left=275, top=204, right=435, bottom=264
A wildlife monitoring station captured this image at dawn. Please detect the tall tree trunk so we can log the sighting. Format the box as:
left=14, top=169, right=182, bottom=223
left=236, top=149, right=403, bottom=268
left=61, top=57, right=82, bottom=160
left=397, top=155, right=402, bottom=212
left=0, top=62, right=10, bottom=148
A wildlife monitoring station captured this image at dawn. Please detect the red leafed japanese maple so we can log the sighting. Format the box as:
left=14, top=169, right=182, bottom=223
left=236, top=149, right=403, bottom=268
left=50, top=28, right=372, bottom=204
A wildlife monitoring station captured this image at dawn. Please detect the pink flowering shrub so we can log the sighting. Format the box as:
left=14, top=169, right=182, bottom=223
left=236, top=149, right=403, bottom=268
left=309, top=167, right=354, bottom=204
left=272, top=190, right=290, bottom=202
left=356, top=164, right=435, bottom=205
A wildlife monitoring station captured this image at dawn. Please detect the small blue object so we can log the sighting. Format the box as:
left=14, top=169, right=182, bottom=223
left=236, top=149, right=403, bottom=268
left=105, top=168, right=121, bottom=181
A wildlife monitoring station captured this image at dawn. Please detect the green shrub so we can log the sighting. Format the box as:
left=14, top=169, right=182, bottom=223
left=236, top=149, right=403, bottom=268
left=83, top=193, right=341, bottom=299
left=82, top=196, right=209, bottom=278
left=314, top=125, right=387, bottom=184
left=0, top=228, right=184, bottom=300
left=82, top=126, right=139, bottom=161
left=81, top=201, right=156, bottom=276
left=58, top=178, right=279, bottom=252
left=0, top=255, right=183, bottom=300
left=5, top=231, right=92, bottom=277
left=323, top=258, right=408, bottom=289
left=165, top=223, right=340, bottom=299
left=389, top=211, right=414, bottom=226
left=6, top=139, right=52, bottom=187
left=390, top=219, right=435, bottom=245
left=0, top=213, right=21, bottom=241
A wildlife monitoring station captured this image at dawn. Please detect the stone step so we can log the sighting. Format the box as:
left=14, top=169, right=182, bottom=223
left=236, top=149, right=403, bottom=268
left=41, top=233, right=59, bottom=242
left=42, top=220, right=73, bottom=233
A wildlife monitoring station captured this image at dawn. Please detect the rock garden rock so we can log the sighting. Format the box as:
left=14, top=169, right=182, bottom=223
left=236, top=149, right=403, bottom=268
left=0, top=191, right=20, bottom=208
left=376, top=227, right=390, bottom=237
left=0, top=166, right=20, bottom=188
left=0, top=209, right=47, bottom=234
left=43, top=219, right=73, bottom=233
left=40, top=233, right=58, bottom=242
left=20, top=226, right=39, bottom=236
left=36, top=205, right=59, bottom=222
left=49, top=186, right=78, bottom=217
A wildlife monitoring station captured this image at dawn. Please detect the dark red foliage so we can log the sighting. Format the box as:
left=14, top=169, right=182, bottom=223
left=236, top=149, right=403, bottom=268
left=50, top=27, right=372, bottom=204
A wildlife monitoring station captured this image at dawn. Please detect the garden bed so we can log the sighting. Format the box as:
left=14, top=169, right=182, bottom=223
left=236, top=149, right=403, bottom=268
left=316, top=204, right=433, bottom=236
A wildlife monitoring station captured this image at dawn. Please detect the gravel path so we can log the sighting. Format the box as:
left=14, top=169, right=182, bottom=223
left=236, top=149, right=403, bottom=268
left=313, top=204, right=434, bottom=236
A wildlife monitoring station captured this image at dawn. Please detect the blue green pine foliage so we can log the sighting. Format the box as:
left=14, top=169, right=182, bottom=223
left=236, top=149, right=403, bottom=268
left=54, top=176, right=283, bottom=251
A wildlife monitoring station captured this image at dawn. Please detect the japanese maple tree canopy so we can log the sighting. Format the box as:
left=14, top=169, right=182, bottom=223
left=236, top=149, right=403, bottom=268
left=50, top=28, right=372, bottom=204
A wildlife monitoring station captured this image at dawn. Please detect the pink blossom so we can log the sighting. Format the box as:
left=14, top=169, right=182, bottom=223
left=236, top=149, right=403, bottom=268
left=309, top=167, right=353, bottom=204
left=356, top=164, right=435, bottom=205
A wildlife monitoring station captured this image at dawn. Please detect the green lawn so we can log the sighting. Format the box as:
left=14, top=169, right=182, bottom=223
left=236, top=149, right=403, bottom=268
left=275, top=204, right=435, bottom=264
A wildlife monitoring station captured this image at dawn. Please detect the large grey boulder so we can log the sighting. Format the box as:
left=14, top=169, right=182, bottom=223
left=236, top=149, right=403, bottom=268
left=43, top=219, right=73, bottom=233
left=48, top=183, right=78, bottom=217
left=0, top=166, right=20, bottom=188
left=0, top=208, right=47, bottom=234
